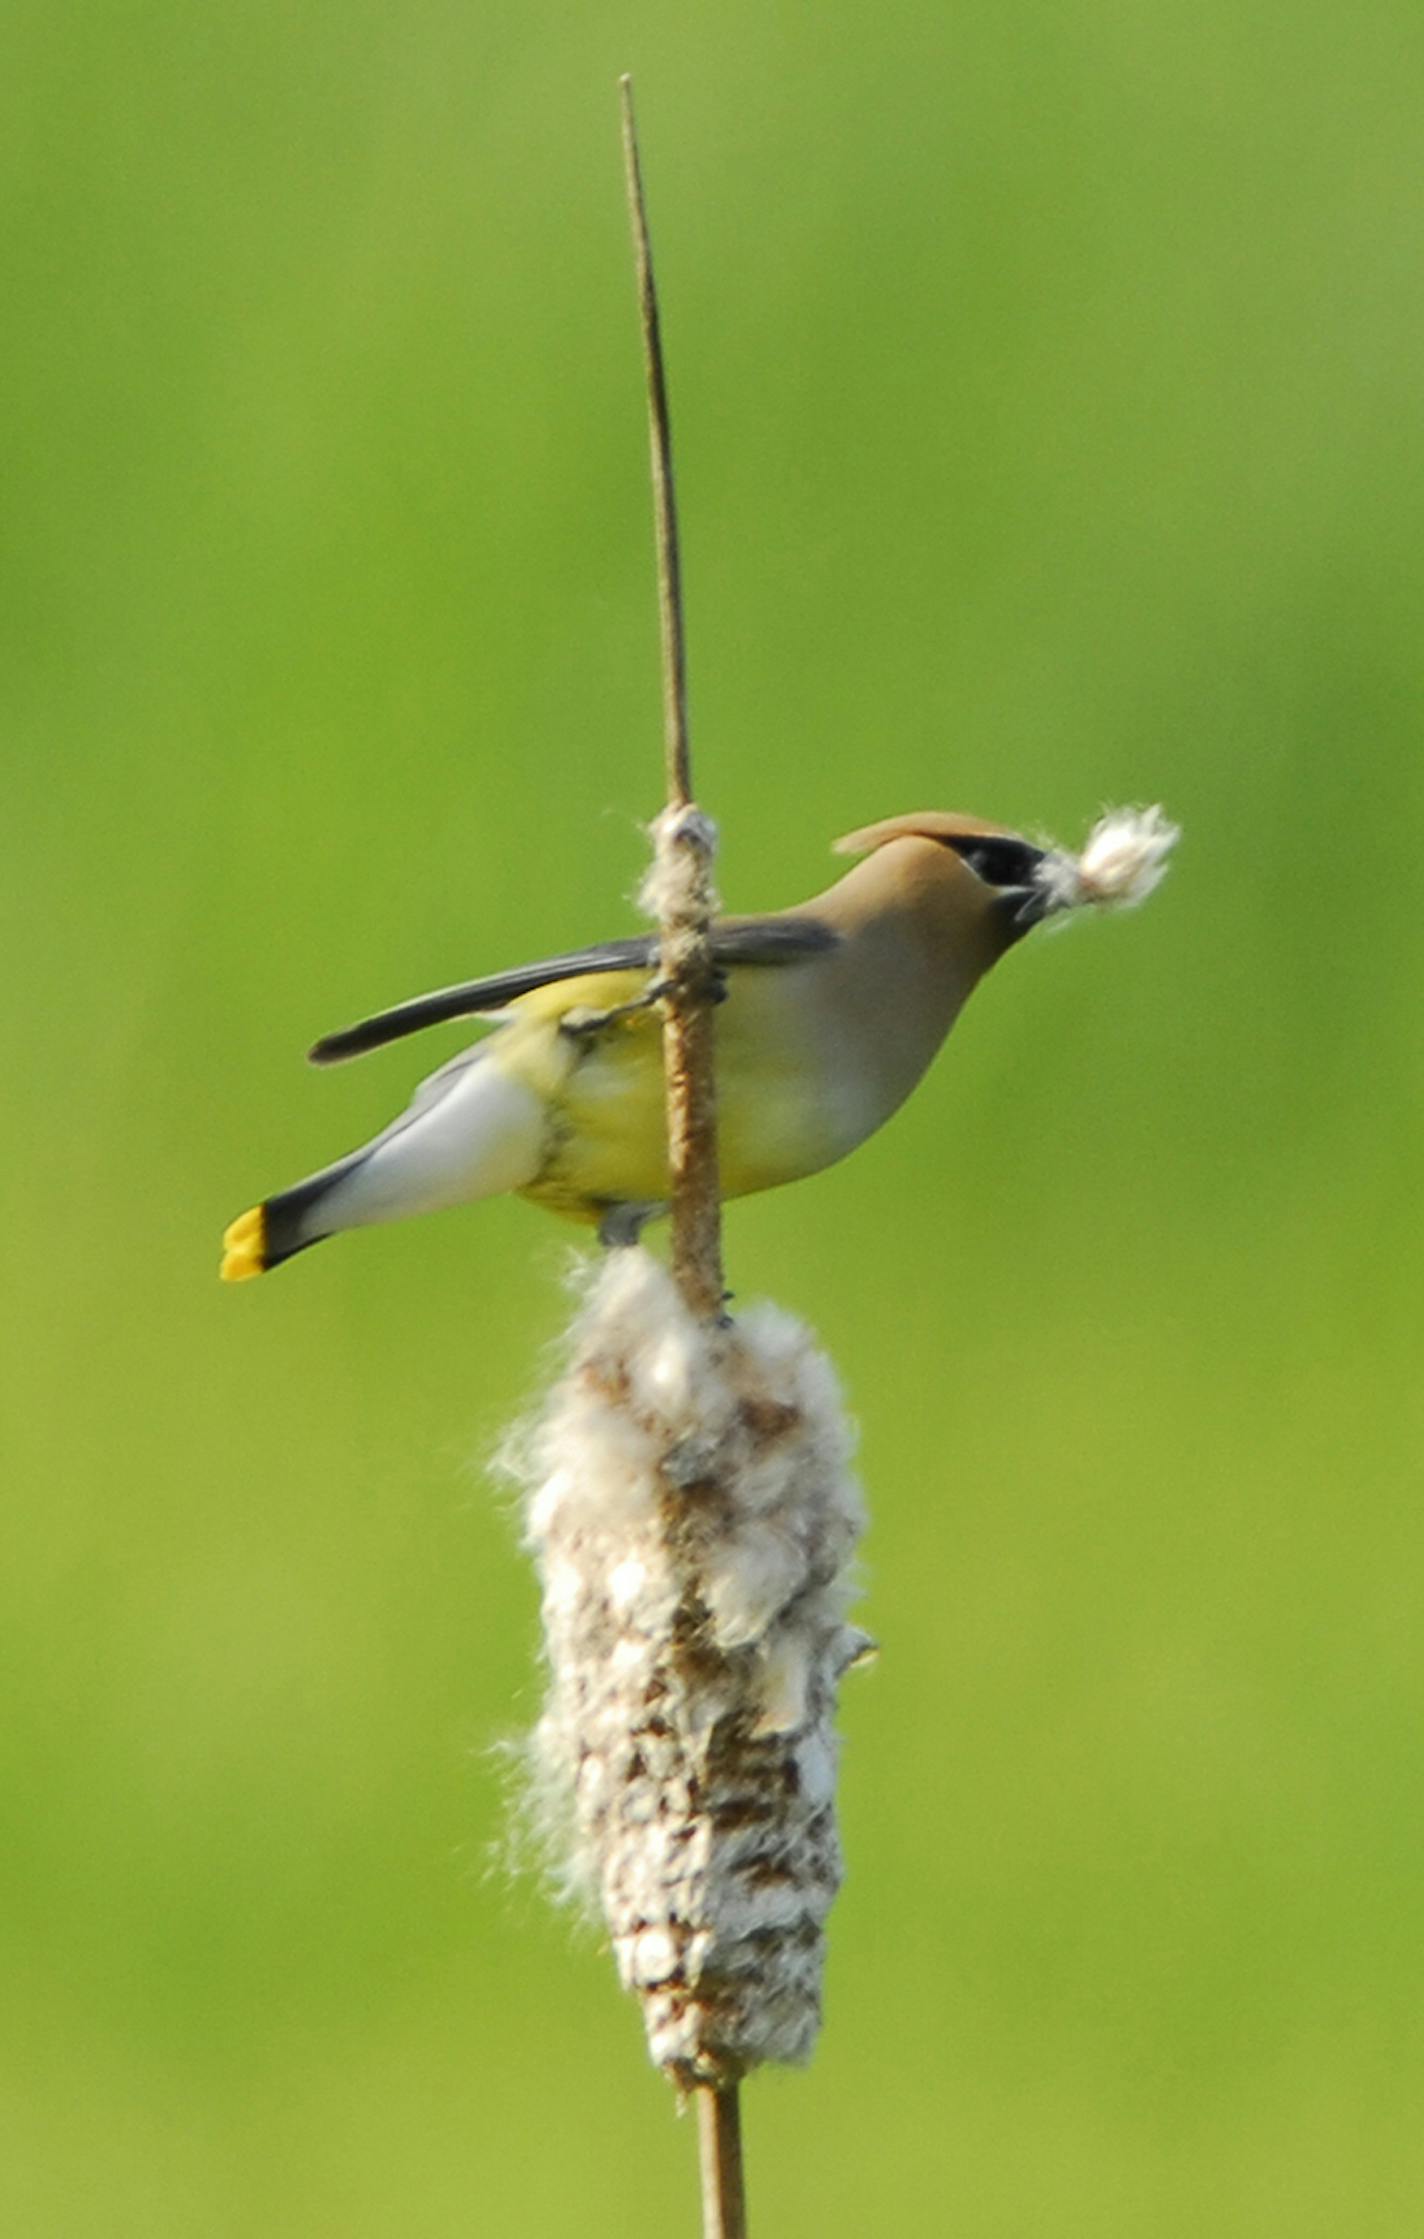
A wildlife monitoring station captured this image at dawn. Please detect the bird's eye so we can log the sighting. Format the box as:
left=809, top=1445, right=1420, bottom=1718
left=943, top=835, right=1045, bottom=888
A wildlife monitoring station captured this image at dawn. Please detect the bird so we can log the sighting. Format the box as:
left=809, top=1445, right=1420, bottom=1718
left=220, top=805, right=1176, bottom=1280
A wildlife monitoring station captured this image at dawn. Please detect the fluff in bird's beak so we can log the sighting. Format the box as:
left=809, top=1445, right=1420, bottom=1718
left=1032, top=806, right=1179, bottom=920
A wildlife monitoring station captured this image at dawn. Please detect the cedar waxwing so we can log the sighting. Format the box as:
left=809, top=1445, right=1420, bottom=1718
left=220, top=805, right=1175, bottom=1279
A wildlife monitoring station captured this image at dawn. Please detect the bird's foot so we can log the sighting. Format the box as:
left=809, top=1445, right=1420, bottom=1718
left=562, top=963, right=728, bottom=1042
left=562, top=980, right=673, bottom=1039
left=596, top=1202, right=665, bottom=1249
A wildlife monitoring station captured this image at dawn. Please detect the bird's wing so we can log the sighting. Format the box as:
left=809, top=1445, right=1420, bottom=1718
left=307, top=916, right=840, bottom=1066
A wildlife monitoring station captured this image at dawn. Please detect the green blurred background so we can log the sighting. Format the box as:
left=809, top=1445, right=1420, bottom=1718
left=4, top=2, right=1421, bottom=2231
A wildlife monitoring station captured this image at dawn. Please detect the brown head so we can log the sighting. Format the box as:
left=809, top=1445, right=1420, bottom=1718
left=829, top=809, right=1052, bottom=955
left=766, top=811, right=1056, bottom=1127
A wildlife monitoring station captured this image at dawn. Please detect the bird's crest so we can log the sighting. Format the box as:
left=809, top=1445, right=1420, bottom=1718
left=833, top=811, right=1018, bottom=857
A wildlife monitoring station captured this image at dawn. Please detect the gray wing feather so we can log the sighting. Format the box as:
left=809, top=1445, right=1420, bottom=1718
left=308, top=917, right=839, bottom=1066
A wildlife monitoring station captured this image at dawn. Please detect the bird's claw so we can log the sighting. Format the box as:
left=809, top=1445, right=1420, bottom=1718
left=562, top=965, right=726, bottom=1041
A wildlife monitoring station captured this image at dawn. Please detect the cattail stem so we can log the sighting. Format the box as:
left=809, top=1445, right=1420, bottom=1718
left=518, top=82, right=864, bottom=2238
left=618, top=70, right=725, bottom=1327
left=620, top=70, right=744, bottom=2224
left=697, top=2086, right=748, bottom=2239
left=618, top=74, right=690, bottom=814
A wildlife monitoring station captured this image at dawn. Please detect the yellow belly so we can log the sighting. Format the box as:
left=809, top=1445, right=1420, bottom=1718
left=498, top=968, right=852, bottom=1223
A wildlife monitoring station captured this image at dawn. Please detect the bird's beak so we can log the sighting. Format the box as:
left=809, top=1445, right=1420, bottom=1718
left=997, top=871, right=1053, bottom=938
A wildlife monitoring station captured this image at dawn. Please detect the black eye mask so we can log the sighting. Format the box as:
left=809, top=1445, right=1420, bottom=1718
left=940, top=833, right=1046, bottom=890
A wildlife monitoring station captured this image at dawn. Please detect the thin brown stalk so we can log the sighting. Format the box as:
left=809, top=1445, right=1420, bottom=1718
left=696, top=2087, right=748, bottom=2239
left=618, top=72, right=725, bottom=1328
left=619, top=70, right=743, bottom=2235
left=618, top=74, right=690, bottom=811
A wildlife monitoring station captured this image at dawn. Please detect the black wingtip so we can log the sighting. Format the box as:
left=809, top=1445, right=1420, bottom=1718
left=307, top=997, right=471, bottom=1065
left=307, top=1029, right=360, bottom=1067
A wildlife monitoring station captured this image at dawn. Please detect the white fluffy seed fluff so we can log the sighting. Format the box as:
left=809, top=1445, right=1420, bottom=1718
left=1033, top=804, right=1180, bottom=917
left=637, top=804, right=721, bottom=935
left=511, top=1248, right=867, bottom=2090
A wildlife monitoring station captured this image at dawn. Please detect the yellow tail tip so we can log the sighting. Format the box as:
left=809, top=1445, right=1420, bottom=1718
left=220, top=1206, right=267, bottom=1282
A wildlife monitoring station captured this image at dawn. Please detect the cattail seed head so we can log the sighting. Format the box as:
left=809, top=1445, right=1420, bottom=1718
left=512, top=1248, right=866, bottom=2089
left=1035, top=804, right=1180, bottom=916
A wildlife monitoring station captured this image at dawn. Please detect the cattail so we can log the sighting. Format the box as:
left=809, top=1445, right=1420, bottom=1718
left=513, top=1248, right=867, bottom=2088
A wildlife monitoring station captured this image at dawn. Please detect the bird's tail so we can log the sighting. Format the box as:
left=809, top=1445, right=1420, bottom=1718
left=220, top=1042, right=549, bottom=1281
left=221, top=1152, right=371, bottom=1281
